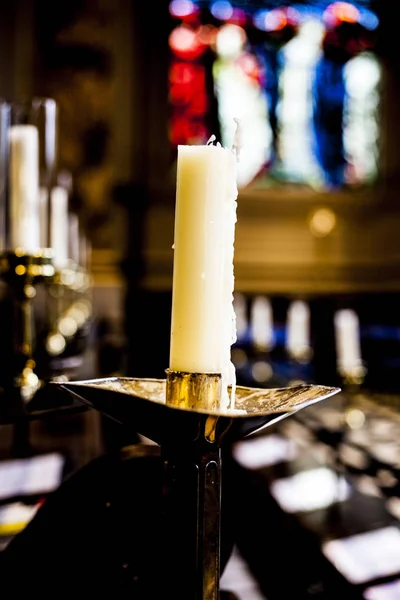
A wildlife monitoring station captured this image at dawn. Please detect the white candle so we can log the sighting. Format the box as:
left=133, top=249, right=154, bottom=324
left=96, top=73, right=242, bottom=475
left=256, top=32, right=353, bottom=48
left=251, top=296, right=274, bottom=352
left=334, top=309, right=362, bottom=372
left=68, top=212, right=80, bottom=264
left=169, top=141, right=238, bottom=410
left=39, top=187, right=48, bottom=248
left=50, top=186, right=69, bottom=270
left=9, top=125, right=40, bottom=252
left=286, top=300, right=310, bottom=359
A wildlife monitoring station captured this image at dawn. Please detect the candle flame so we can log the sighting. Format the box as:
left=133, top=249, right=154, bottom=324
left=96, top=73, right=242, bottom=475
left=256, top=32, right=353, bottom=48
left=207, top=134, right=217, bottom=145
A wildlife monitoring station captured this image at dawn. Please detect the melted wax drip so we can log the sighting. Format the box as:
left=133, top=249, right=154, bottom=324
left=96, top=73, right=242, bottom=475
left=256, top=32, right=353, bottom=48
left=206, top=124, right=241, bottom=411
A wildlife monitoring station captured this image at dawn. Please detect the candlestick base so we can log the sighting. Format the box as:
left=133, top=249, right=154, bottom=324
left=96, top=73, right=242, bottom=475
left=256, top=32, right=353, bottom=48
left=57, top=377, right=340, bottom=600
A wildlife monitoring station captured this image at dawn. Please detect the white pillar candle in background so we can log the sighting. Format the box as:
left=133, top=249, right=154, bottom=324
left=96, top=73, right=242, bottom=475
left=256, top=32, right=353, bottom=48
left=334, top=309, right=362, bottom=372
left=251, top=296, right=274, bottom=352
left=169, top=142, right=238, bottom=410
left=39, top=187, right=48, bottom=248
left=68, top=212, right=80, bottom=264
left=79, top=233, right=91, bottom=271
left=286, top=300, right=310, bottom=357
left=9, top=125, right=40, bottom=252
left=50, top=186, right=69, bottom=270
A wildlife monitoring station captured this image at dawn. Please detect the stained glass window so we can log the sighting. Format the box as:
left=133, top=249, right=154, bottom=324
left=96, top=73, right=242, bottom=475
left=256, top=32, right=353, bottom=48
left=168, top=1, right=380, bottom=190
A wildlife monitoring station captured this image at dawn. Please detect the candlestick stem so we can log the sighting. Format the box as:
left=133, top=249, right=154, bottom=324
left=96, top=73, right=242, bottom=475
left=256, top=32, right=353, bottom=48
left=162, top=439, right=221, bottom=600
left=164, top=370, right=223, bottom=598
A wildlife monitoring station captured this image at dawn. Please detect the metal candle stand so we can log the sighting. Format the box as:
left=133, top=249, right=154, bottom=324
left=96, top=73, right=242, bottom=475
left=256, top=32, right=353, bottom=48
left=59, top=372, right=340, bottom=600
left=0, top=250, right=55, bottom=411
left=0, top=250, right=92, bottom=423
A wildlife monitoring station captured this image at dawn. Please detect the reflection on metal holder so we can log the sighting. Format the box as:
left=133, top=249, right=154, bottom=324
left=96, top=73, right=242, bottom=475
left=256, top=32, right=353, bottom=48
left=166, top=369, right=222, bottom=411
left=58, top=374, right=340, bottom=600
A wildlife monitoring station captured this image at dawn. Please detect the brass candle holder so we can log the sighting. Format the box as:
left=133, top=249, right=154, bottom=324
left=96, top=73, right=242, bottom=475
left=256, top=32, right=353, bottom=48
left=0, top=249, right=93, bottom=423
left=58, top=372, right=340, bottom=600
left=0, top=249, right=55, bottom=411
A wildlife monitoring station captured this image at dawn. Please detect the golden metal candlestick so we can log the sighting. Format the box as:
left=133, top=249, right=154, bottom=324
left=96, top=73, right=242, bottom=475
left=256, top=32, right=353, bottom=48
left=0, top=249, right=55, bottom=404
left=0, top=250, right=93, bottom=421
left=58, top=374, right=340, bottom=600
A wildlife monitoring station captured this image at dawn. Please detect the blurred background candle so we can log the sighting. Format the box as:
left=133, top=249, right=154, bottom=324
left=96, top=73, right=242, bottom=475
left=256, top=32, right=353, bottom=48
left=39, top=186, right=48, bottom=249
left=68, top=212, right=80, bottom=265
left=39, top=169, right=72, bottom=268
left=50, top=186, right=69, bottom=270
left=334, top=308, right=362, bottom=374
left=169, top=141, right=238, bottom=408
left=0, top=103, right=10, bottom=252
left=286, top=300, right=311, bottom=361
left=9, top=125, right=40, bottom=252
left=251, top=295, right=274, bottom=352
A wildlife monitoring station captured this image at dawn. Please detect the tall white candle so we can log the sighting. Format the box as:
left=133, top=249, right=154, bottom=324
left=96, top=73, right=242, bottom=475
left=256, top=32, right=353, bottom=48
left=9, top=125, right=40, bottom=252
left=334, top=309, right=362, bottom=373
left=169, top=141, right=238, bottom=410
left=50, top=186, right=69, bottom=270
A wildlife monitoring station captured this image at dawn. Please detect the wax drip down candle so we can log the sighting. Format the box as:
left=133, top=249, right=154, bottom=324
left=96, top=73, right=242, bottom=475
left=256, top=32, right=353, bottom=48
left=169, top=124, right=240, bottom=411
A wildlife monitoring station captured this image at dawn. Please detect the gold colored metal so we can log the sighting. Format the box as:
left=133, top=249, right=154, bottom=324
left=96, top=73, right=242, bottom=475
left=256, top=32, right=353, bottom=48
left=0, top=250, right=55, bottom=280
left=0, top=247, right=93, bottom=418
left=76, top=376, right=341, bottom=417
left=204, top=415, right=218, bottom=443
left=15, top=363, right=40, bottom=402
left=165, top=369, right=222, bottom=411
left=1, top=251, right=54, bottom=404
left=0, top=251, right=56, bottom=403
left=338, top=364, right=368, bottom=387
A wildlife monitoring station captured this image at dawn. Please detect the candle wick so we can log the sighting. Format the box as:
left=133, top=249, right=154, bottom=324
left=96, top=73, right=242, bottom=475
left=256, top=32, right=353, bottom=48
left=232, top=117, right=242, bottom=162
left=207, top=135, right=217, bottom=146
